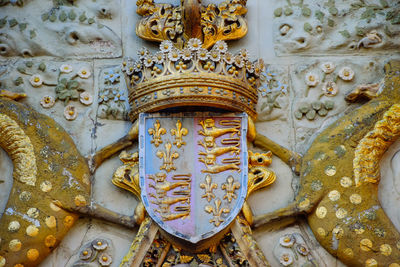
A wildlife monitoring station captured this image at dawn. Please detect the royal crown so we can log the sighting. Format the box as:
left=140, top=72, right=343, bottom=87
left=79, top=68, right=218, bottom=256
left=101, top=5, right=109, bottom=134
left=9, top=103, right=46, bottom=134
left=122, top=38, right=264, bottom=120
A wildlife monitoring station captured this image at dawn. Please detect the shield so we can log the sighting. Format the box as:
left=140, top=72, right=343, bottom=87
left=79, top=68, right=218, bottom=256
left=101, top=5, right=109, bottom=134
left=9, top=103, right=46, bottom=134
left=139, top=113, right=248, bottom=243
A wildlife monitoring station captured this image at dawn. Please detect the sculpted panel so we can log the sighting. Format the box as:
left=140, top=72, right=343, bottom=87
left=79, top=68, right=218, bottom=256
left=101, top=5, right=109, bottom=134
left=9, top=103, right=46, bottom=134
left=0, top=0, right=399, bottom=266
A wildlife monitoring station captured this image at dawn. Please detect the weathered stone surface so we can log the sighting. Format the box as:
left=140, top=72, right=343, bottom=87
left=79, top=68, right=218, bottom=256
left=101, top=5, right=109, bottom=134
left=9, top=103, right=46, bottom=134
left=0, top=0, right=399, bottom=266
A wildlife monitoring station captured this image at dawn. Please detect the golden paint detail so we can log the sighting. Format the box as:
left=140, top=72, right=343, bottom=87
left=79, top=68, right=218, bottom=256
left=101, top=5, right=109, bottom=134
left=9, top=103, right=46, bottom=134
left=148, top=120, right=166, bottom=147
left=200, top=0, right=248, bottom=48
left=350, top=194, right=362, bottom=205
left=335, top=208, right=347, bottom=219
left=120, top=217, right=157, bottom=267
left=198, top=118, right=240, bottom=139
left=360, top=239, right=373, bottom=252
left=298, top=198, right=310, bottom=209
left=199, top=174, right=217, bottom=202
left=332, top=226, right=344, bottom=239
left=123, top=40, right=262, bottom=121
left=198, top=143, right=240, bottom=171
left=74, top=195, right=87, bottom=207
left=231, top=216, right=271, bottom=266
left=50, top=201, right=61, bottom=212
left=0, top=90, right=26, bottom=100
left=170, top=120, right=188, bottom=148
left=221, top=176, right=240, bottom=202
left=365, top=258, right=378, bottom=267
left=27, top=249, right=39, bottom=261
left=340, top=176, right=352, bottom=188
left=199, top=157, right=241, bottom=174
left=317, top=228, right=326, bottom=237
left=0, top=114, right=37, bottom=186
left=8, top=221, right=20, bottom=232
left=148, top=173, right=191, bottom=221
left=40, top=181, right=52, bottom=192
left=44, top=235, right=57, bottom=248
left=247, top=151, right=276, bottom=196
left=27, top=208, right=39, bottom=219
left=343, top=248, right=354, bottom=259
left=19, top=191, right=31, bottom=202
left=135, top=1, right=185, bottom=46
left=0, top=98, right=90, bottom=267
left=45, top=216, right=57, bottom=228
left=26, top=225, right=39, bottom=237
left=135, top=0, right=248, bottom=49
left=205, top=198, right=230, bottom=227
left=354, top=226, right=365, bottom=235
left=380, top=244, right=392, bottom=256
left=251, top=62, right=400, bottom=267
left=64, top=216, right=75, bottom=228
left=241, top=150, right=276, bottom=225
left=156, top=142, right=179, bottom=172
left=198, top=118, right=241, bottom=174
left=328, top=190, right=341, bottom=202
left=354, top=104, right=400, bottom=187
left=112, top=151, right=141, bottom=199
left=316, top=206, right=327, bottom=219
left=9, top=239, right=22, bottom=252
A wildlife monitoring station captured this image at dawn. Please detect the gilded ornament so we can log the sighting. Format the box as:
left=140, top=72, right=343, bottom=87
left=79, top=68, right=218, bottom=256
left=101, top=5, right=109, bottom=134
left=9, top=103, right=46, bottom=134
left=123, top=39, right=260, bottom=120
left=26, top=225, right=39, bottom=237
left=335, top=208, right=347, bottom=219
left=170, top=119, right=188, bottom=148
left=247, top=151, right=276, bottom=196
left=40, top=95, right=56, bottom=108
left=199, top=175, right=217, bottom=202
left=9, top=239, right=22, bottom=252
left=328, top=190, right=340, bottom=202
left=350, top=194, right=362, bottom=204
left=198, top=142, right=240, bottom=166
left=354, top=104, right=400, bottom=186
left=156, top=142, right=179, bottom=172
left=148, top=173, right=191, bottom=221
left=8, top=221, right=20, bottom=232
left=205, top=198, right=230, bottom=227
left=27, top=249, right=39, bottom=261
left=112, top=151, right=141, bottom=199
left=0, top=114, right=37, bottom=186
left=315, top=206, right=327, bottom=219
left=148, top=120, right=166, bottom=147
left=221, top=176, right=240, bottom=202
left=135, top=0, right=248, bottom=49
left=251, top=63, right=400, bottom=265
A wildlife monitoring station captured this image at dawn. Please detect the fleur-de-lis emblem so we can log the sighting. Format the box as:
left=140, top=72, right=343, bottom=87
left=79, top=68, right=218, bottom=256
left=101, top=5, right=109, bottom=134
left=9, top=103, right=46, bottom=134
left=200, top=175, right=217, bottom=202
left=156, top=142, right=179, bottom=172
left=170, top=120, right=188, bottom=148
left=205, top=198, right=230, bottom=227
left=221, top=176, right=240, bottom=203
left=148, top=120, right=166, bottom=147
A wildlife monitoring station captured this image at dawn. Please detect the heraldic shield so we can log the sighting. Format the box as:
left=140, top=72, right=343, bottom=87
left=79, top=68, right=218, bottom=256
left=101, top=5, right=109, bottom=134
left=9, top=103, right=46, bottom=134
left=139, top=113, right=248, bottom=244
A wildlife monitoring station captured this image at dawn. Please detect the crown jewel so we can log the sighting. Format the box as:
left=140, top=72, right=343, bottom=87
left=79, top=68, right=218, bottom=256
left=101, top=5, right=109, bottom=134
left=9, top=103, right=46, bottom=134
left=122, top=38, right=264, bottom=120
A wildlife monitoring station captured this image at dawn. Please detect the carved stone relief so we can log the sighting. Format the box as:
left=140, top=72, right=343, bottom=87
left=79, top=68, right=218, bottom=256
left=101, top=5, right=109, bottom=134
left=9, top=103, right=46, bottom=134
left=0, top=0, right=399, bottom=267
left=273, top=0, right=400, bottom=55
left=0, top=0, right=122, bottom=58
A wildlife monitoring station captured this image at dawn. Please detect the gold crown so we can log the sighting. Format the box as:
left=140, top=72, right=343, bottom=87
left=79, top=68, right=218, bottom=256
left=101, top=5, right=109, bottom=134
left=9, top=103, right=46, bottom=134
left=121, top=38, right=264, bottom=120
